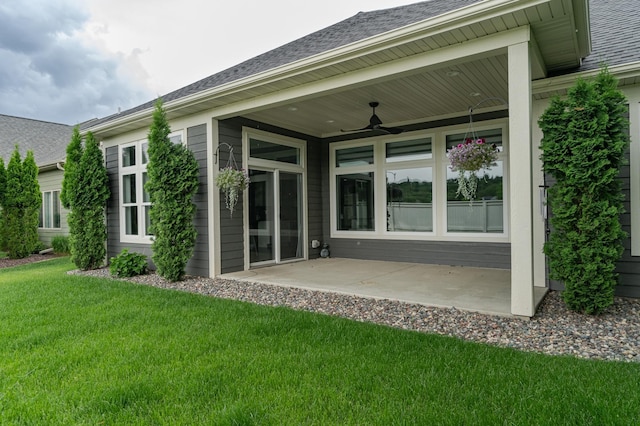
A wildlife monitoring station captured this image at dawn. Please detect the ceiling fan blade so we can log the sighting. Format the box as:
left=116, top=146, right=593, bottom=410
left=379, top=126, right=404, bottom=135
left=340, top=124, right=374, bottom=133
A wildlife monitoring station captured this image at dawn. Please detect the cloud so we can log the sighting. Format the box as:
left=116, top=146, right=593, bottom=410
left=0, top=0, right=152, bottom=124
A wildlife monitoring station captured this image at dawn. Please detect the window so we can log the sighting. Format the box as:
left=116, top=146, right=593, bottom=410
left=39, top=190, right=61, bottom=229
left=118, top=131, right=183, bottom=242
left=445, top=128, right=504, bottom=233
left=334, top=143, right=376, bottom=232
left=250, top=138, right=300, bottom=164
left=330, top=123, right=508, bottom=240
left=337, top=173, right=375, bottom=231
left=385, top=138, right=433, bottom=233
left=120, top=140, right=151, bottom=241
left=332, top=137, right=434, bottom=234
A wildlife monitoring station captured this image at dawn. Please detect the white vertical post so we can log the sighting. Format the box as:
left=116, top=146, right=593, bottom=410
left=509, top=39, right=535, bottom=317
left=209, top=118, right=221, bottom=277
left=628, top=89, right=640, bottom=256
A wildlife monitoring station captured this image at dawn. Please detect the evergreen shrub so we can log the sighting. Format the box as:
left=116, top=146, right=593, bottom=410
left=146, top=100, right=199, bottom=281
left=68, top=132, right=110, bottom=270
left=539, top=67, right=628, bottom=314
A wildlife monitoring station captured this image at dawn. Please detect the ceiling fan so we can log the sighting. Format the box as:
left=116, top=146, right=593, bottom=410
left=341, top=101, right=404, bottom=135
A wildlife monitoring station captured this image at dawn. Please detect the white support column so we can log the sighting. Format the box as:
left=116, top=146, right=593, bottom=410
left=628, top=88, right=640, bottom=256
left=508, top=40, right=535, bottom=317
left=209, top=118, right=221, bottom=277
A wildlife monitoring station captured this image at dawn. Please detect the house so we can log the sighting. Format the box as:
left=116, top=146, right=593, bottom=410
left=0, top=114, right=73, bottom=246
left=84, top=0, right=640, bottom=317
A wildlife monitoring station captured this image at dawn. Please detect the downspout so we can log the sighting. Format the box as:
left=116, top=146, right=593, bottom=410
left=56, top=162, right=64, bottom=171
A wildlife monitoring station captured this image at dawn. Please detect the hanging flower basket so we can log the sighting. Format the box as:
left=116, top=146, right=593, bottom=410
left=448, top=138, right=498, bottom=201
left=216, top=167, right=250, bottom=217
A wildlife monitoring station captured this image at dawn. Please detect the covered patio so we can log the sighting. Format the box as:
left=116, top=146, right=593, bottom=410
left=222, top=258, right=548, bottom=317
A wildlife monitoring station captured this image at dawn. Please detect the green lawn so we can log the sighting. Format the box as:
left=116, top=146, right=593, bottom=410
left=1, top=258, right=639, bottom=425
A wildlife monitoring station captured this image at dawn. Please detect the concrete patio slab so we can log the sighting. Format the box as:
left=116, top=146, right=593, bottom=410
left=221, top=258, right=548, bottom=316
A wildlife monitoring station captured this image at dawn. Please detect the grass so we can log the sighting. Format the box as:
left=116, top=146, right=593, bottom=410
left=1, top=258, right=639, bottom=425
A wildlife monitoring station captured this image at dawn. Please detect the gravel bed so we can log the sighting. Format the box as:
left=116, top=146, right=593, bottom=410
left=71, top=268, right=640, bottom=363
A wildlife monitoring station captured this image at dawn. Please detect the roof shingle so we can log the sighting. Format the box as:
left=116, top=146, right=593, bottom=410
left=0, top=114, right=72, bottom=167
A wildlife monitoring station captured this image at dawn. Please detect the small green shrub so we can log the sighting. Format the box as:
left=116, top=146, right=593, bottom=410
left=110, top=249, right=148, bottom=278
left=31, top=241, right=46, bottom=254
left=51, top=236, right=70, bottom=254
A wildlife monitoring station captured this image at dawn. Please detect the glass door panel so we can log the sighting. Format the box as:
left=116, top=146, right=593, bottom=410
left=249, top=170, right=275, bottom=263
left=279, top=172, right=303, bottom=261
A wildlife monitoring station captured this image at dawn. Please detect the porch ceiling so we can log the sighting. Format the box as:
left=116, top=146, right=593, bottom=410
left=242, top=54, right=510, bottom=138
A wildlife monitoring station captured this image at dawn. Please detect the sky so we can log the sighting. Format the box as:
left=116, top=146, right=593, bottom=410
left=0, top=0, right=416, bottom=125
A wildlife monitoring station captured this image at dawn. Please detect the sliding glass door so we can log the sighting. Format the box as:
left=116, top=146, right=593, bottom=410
left=248, top=169, right=303, bottom=265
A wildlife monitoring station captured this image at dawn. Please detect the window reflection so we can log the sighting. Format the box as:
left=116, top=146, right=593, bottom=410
left=386, top=168, right=433, bottom=232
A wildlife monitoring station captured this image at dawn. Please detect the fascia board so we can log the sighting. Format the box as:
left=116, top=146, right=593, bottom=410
left=532, top=61, right=640, bottom=96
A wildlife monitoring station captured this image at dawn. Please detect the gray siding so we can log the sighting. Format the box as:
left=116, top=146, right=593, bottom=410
left=217, top=120, right=245, bottom=274
left=106, top=123, right=209, bottom=277
left=217, top=117, right=323, bottom=273
left=327, top=239, right=511, bottom=269
left=37, top=168, right=70, bottom=246
left=616, top=161, right=640, bottom=297
left=185, top=124, right=209, bottom=277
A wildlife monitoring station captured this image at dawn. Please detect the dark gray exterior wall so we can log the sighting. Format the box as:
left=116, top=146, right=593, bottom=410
left=185, top=124, right=210, bottom=277
left=105, top=123, right=209, bottom=276
left=217, top=117, right=323, bottom=274
left=327, top=239, right=510, bottom=268
left=615, top=161, right=640, bottom=297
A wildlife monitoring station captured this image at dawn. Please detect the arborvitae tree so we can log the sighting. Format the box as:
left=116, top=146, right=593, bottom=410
left=3, top=147, right=41, bottom=258
left=61, top=126, right=83, bottom=210
left=22, top=151, right=41, bottom=253
left=0, top=158, right=7, bottom=250
left=146, top=99, right=199, bottom=281
left=68, top=132, right=110, bottom=270
left=539, top=67, right=628, bottom=314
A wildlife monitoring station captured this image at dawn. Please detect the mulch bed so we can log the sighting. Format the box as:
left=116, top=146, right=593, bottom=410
left=0, top=253, right=63, bottom=269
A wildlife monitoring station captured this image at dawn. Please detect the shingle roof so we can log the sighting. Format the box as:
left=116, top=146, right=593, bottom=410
left=0, top=114, right=72, bottom=167
left=88, top=0, right=484, bottom=128
left=88, top=0, right=640, bottom=129
left=578, top=0, right=640, bottom=72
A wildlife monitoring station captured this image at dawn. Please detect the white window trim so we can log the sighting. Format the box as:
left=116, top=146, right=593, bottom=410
left=119, top=139, right=151, bottom=244
left=117, top=129, right=185, bottom=244
left=329, top=119, right=509, bottom=243
left=39, top=190, right=61, bottom=230
left=169, top=130, right=185, bottom=146
left=242, top=128, right=308, bottom=268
